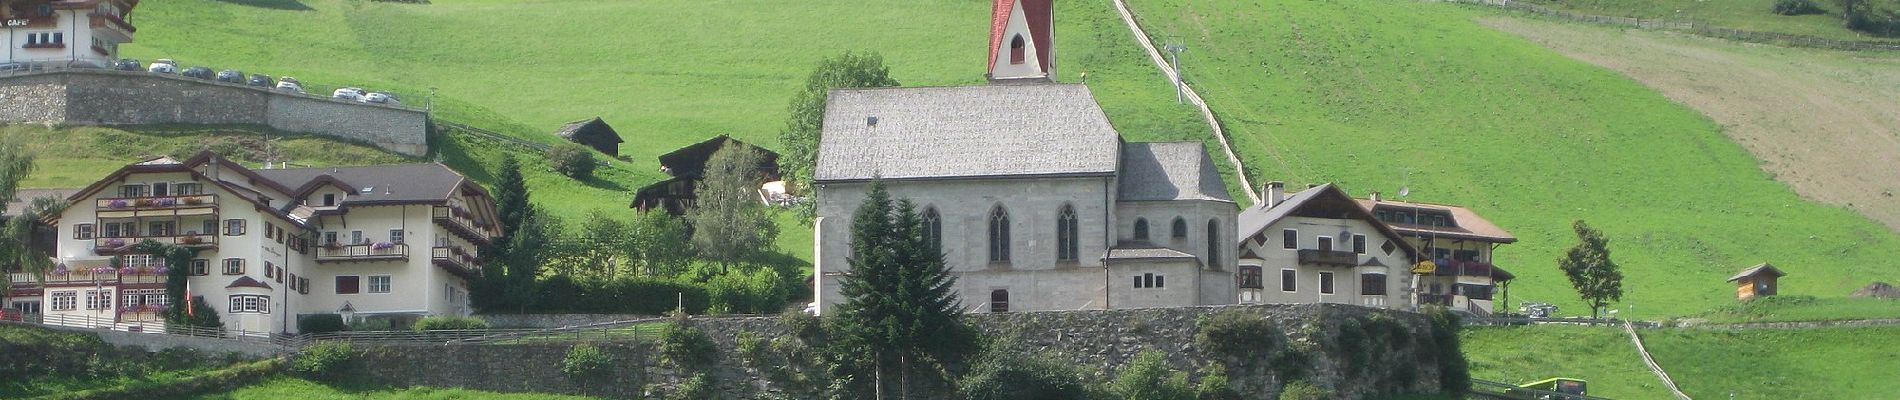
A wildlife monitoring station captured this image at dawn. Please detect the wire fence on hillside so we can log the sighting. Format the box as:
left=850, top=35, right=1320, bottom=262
left=1445, top=0, right=1900, bottom=52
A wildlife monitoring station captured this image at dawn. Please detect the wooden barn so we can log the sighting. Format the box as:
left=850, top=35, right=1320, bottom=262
left=554, top=117, right=624, bottom=156
left=630, top=135, right=780, bottom=215
left=1727, top=263, right=1786, bottom=300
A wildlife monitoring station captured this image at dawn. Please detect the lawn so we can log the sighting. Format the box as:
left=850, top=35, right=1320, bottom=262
left=3, top=124, right=416, bottom=189
left=184, top=376, right=600, bottom=400
left=1123, top=0, right=1900, bottom=318
left=103, top=0, right=1215, bottom=266
left=1511, top=0, right=1900, bottom=42
left=1690, top=296, right=1900, bottom=324
left=1642, top=326, right=1900, bottom=398
left=1461, top=325, right=1675, bottom=399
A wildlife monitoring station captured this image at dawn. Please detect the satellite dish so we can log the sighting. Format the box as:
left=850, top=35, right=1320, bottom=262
left=1398, top=186, right=1411, bottom=198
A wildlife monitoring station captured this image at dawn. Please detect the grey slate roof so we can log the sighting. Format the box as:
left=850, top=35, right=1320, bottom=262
left=1728, top=263, right=1786, bottom=282
left=1103, top=244, right=1198, bottom=261
left=252, top=164, right=469, bottom=205
left=1237, top=184, right=1333, bottom=241
left=1118, top=142, right=1231, bottom=202
left=815, top=84, right=1122, bottom=182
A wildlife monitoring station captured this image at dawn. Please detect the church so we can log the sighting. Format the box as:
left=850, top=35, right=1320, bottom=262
left=810, top=0, right=1238, bottom=314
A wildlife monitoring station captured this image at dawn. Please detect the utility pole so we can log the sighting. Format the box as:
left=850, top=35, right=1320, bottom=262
left=1164, top=37, right=1187, bottom=105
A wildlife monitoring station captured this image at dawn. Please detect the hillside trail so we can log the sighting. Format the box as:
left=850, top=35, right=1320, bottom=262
left=1108, top=0, right=1261, bottom=204
left=1481, top=16, right=1900, bottom=234
left=1624, top=321, right=1694, bottom=400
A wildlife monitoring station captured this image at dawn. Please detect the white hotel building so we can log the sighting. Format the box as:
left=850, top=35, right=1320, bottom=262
left=2, top=0, right=138, bottom=68
left=11, top=153, right=499, bottom=334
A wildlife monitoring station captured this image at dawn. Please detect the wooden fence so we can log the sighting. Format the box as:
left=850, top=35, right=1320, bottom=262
left=1446, top=0, right=1900, bottom=52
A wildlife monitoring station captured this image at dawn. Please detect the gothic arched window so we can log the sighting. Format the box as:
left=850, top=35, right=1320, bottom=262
left=922, top=207, right=942, bottom=252
left=1057, top=205, right=1079, bottom=261
left=1010, top=35, right=1027, bottom=65
left=1171, top=217, right=1188, bottom=239
left=989, top=206, right=1011, bottom=263
left=1133, top=218, right=1150, bottom=241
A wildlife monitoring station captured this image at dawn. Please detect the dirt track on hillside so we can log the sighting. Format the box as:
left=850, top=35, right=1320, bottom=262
left=1482, top=17, right=1900, bottom=232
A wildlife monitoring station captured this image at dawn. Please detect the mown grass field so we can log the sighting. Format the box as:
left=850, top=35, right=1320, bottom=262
left=1515, top=0, right=1900, bottom=42
left=99, top=0, right=1213, bottom=264
left=1124, top=0, right=1900, bottom=318
left=1690, top=296, right=1900, bottom=324
left=1464, top=325, right=1900, bottom=399
left=183, top=376, right=599, bottom=400
left=2, top=124, right=415, bottom=189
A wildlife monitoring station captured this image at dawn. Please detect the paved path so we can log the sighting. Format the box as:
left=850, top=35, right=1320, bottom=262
left=1107, top=0, right=1261, bottom=204
left=1624, top=321, right=1693, bottom=400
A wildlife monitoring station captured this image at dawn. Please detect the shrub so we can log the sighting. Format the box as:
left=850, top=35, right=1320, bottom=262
left=667, top=373, right=715, bottom=400
left=1772, top=0, right=1825, bottom=15
left=562, top=343, right=614, bottom=382
left=660, top=320, right=718, bottom=369
left=292, top=342, right=353, bottom=379
left=1109, top=350, right=1195, bottom=400
left=298, top=314, right=349, bottom=335
left=1195, top=363, right=1240, bottom=400
left=529, top=275, right=712, bottom=315
left=1277, top=380, right=1332, bottom=400
left=735, top=330, right=768, bottom=367
left=704, top=266, right=792, bottom=314
left=1195, top=309, right=1279, bottom=362
left=546, top=143, right=597, bottom=180
left=413, top=315, right=489, bottom=331
left=958, top=351, right=1090, bottom=400
left=1426, top=308, right=1471, bottom=395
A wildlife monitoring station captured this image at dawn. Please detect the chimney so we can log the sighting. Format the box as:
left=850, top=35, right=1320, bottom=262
left=1370, top=191, right=1382, bottom=202
left=1262, top=181, right=1284, bottom=208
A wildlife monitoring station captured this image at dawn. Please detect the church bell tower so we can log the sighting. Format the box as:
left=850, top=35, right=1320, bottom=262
left=987, top=0, right=1055, bottom=82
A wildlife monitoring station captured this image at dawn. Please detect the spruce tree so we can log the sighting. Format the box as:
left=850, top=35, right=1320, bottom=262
left=477, top=154, right=532, bottom=311
left=833, top=180, right=969, bottom=399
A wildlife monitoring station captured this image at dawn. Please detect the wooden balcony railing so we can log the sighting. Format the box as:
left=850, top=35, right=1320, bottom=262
left=28, top=268, right=167, bottom=285
left=431, top=246, right=480, bottom=278
left=93, top=234, right=218, bottom=254
left=317, top=243, right=408, bottom=262
left=89, top=13, right=136, bottom=34
left=96, top=194, right=217, bottom=211
left=1296, top=249, right=1359, bottom=267
left=432, top=206, right=493, bottom=244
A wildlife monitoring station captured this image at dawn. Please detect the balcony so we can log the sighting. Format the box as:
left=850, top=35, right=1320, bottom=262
left=96, top=195, right=218, bottom=213
left=432, top=206, right=493, bottom=244
left=89, top=13, right=136, bottom=36
left=28, top=267, right=167, bottom=286
left=431, top=246, right=480, bottom=278
left=92, top=234, right=218, bottom=254
left=1419, top=294, right=1453, bottom=306
left=317, top=243, right=409, bottom=263
left=1297, top=249, right=1359, bottom=267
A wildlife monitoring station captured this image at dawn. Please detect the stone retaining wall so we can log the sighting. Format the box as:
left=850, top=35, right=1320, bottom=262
left=475, top=313, right=664, bottom=329
left=0, top=70, right=427, bottom=156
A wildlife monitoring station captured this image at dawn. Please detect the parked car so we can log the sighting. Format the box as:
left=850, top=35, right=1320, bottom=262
left=332, top=87, right=364, bottom=101
left=279, top=76, right=301, bottom=86
left=113, top=59, right=141, bottom=71
left=147, top=59, right=177, bottom=74
left=215, top=69, right=244, bottom=83
left=362, top=92, right=399, bottom=104
left=275, top=80, right=304, bottom=94
left=247, top=74, right=274, bottom=88
left=182, top=67, right=214, bottom=80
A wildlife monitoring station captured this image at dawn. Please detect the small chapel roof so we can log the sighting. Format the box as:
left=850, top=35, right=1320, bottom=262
left=816, top=84, right=1121, bottom=182
left=1118, top=142, right=1232, bottom=203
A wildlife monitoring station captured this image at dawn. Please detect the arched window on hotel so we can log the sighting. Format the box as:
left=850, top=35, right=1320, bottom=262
left=1057, top=205, right=1078, bottom=261
left=989, top=206, right=1010, bottom=263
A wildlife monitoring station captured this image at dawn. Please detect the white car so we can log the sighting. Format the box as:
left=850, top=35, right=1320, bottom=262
left=275, top=81, right=304, bottom=93
left=332, top=87, right=364, bottom=101
left=147, top=59, right=177, bottom=74
left=362, top=92, right=399, bottom=105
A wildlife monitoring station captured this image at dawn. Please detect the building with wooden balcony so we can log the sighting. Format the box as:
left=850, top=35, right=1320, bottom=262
left=1235, top=182, right=1417, bottom=309
left=17, top=152, right=499, bottom=335
left=2, top=0, right=139, bottom=68
left=1359, top=193, right=1518, bottom=315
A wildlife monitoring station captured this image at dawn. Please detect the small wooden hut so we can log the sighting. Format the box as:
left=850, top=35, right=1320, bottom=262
left=554, top=117, right=624, bottom=156
left=1727, top=263, right=1786, bottom=300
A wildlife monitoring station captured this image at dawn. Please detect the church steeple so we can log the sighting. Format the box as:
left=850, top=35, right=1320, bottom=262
left=987, top=0, right=1054, bottom=82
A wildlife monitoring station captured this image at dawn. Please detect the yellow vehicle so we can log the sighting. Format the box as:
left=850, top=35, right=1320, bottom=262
left=1512, top=377, right=1588, bottom=399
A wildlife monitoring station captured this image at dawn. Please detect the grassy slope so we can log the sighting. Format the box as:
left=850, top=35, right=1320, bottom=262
left=1642, top=326, right=1900, bottom=399
left=0, top=325, right=227, bottom=398
left=3, top=124, right=416, bottom=188
left=114, top=0, right=1211, bottom=264
left=1515, top=0, right=1900, bottom=42
left=1691, top=295, right=1900, bottom=323
left=1126, top=0, right=1900, bottom=318
left=186, top=376, right=598, bottom=400
left=1461, top=326, right=1673, bottom=399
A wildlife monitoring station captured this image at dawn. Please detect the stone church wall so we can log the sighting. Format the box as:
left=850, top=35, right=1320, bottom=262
left=0, top=70, right=427, bottom=156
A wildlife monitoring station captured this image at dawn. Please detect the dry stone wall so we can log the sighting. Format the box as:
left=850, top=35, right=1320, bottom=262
left=0, top=70, right=427, bottom=156
left=350, top=304, right=1457, bottom=399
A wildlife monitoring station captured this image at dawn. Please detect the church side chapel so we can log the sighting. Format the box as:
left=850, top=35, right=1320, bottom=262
left=810, top=0, right=1238, bottom=314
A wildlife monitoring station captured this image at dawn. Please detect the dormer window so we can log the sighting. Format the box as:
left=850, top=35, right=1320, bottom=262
left=323, top=193, right=336, bottom=206
left=1009, top=35, right=1026, bottom=65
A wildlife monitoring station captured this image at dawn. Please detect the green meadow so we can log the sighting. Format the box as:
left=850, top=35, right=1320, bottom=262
left=1463, top=325, right=1900, bottom=399
left=1514, top=0, right=1900, bottom=42
left=184, top=376, right=600, bottom=400
left=1124, top=0, right=1900, bottom=317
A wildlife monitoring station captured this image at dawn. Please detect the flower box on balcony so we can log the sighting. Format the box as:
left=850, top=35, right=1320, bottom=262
left=450, top=247, right=466, bottom=255
left=181, top=236, right=204, bottom=245
left=182, top=197, right=204, bottom=205
left=371, top=241, right=395, bottom=251
left=107, top=199, right=129, bottom=209
left=104, top=238, right=127, bottom=248
left=324, top=242, right=343, bottom=250
left=134, top=198, right=154, bottom=207
left=155, top=198, right=178, bottom=207
left=21, top=43, right=65, bottom=49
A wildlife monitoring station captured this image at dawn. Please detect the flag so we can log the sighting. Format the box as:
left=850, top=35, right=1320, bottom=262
left=185, top=289, right=194, bottom=317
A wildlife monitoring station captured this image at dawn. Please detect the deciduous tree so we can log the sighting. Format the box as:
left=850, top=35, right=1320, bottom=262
left=629, top=211, right=693, bottom=277
left=1558, top=220, right=1623, bottom=319
left=687, top=145, right=778, bottom=275
left=778, top=52, right=900, bottom=221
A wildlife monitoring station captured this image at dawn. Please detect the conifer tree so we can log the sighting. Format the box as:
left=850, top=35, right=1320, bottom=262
left=477, top=155, right=532, bottom=311
left=833, top=180, right=969, bottom=399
